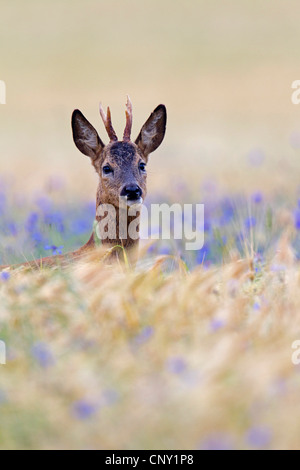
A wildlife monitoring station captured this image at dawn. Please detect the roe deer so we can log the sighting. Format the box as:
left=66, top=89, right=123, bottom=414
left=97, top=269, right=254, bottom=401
left=1, top=97, right=167, bottom=269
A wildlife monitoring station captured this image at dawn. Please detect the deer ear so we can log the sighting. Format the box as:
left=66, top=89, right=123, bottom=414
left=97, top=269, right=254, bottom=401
left=72, top=110, right=104, bottom=160
left=135, top=104, right=167, bottom=156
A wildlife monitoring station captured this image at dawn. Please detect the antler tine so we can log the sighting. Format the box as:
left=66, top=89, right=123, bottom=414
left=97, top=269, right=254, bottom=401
left=99, top=102, right=118, bottom=142
left=123, top=95, right=133, bottom=142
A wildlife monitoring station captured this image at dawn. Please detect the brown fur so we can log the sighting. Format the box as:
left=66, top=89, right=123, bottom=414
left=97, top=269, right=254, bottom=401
left=1, top=101, right=167, bottom=270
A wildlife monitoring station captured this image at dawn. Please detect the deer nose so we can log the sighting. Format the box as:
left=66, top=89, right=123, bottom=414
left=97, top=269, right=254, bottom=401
left=120, top=184, right=142, bottom=200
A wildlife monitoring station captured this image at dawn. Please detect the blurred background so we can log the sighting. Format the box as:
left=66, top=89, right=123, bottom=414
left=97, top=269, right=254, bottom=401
left=2, top=2, right=300, bottom=451
left=1, top=0, right=300, bottom=199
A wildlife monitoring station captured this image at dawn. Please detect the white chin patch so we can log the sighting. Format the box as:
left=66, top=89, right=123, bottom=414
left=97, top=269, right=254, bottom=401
left=126, top=197, right=143, bottom=207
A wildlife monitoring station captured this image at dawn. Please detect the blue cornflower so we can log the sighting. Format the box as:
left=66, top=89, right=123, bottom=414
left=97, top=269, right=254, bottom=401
left=26, top=212, right=39, bottom=232
left=166, top=356, right=187, bottom=374
left=294, top=209, right=300, bottom=230
left=210, top=318, right=225, bottom=332
left=8, top=222, right=18, bottom=236
left=0, top=193, right=6, bottom=215
left=71, top=219, right=91, bottom=235
left=246, top=426, right=272, bottom=448
left=134, top=326, right=154, bottom=346
left=31, top=342, right=55, bottom=368
left=251, top=192, right=263, bottom=204
left=44, top=212, right=64, bottom=233
left=200, top=432, right=235, bottom=450
left=159, top=246, right=171, bottom=255
left=72, top=400, right=98, bottom=420
left=1, top=272, right=10, bottom=281
left=44, top=245, right=63, bottom=255
left=244, top=216, right=256, bottom=230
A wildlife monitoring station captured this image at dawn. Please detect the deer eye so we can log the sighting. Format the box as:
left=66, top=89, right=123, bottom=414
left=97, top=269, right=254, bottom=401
left=139, top=162, right=146, bottom=172
left=102, top=165, right=113, bottom=175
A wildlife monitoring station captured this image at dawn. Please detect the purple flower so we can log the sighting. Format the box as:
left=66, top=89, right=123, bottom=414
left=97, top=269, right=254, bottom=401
left=251, top=192, right=263, bottom=204
left=204, top=218, right=211, bottom=232
left=220, top=198, right=234, bottom=225
left=0, top=199, right=6, bottom=220
left=26, top=212, right=39, bottom=232
left=166, top=356, right=187, bottom=374
left=147, top=244, right=155, bottom=254
left=44, top=245, right=63, bottom=255
left=210, top=318, right=225, bottom=332
left=294, top=209, right=300, bottom=230
left=71, top=219, right=91, bottom=235
left=31, top=342, right=55, bottom=368
left=36, top=196, right=52, bottom=213
left=8, top=222, right=18, bottom=236
left=44, top=211, right=64, bottom=233
left=72, top=400, right=98, bottom=420
left=159, top=246, right=171, bottom=255
left=31, top=231, right=43, bottom=244
left=200, top=432, right=235, bottom=450
left=134, top=326, right=154, bottom=346
left=244, top=216, right=256, bottom=230
left=246, top=426, right=272, bottom=448
left=196, top=243, right=210, bottom=265
left=0, top=192, right=6, bottom=215
left=1, top=272, right=10, bottom=281
left=25, top=212, right=45, bottom=246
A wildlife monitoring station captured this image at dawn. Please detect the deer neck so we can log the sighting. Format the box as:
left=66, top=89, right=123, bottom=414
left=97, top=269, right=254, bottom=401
left=94, top=200, right=141, bottom=249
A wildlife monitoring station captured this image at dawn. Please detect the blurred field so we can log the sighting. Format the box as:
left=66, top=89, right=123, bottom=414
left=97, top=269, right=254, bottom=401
left=1, top=249, right=300, bottom=450
left=1, top=0, right=300, bottom=196
left=1, top=0, right=300, bottom=450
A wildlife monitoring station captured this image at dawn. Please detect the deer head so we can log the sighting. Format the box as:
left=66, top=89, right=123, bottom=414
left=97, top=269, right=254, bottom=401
left=0, top=98, right=167, bottom=270
left=71, top=97, right=167, bottom=210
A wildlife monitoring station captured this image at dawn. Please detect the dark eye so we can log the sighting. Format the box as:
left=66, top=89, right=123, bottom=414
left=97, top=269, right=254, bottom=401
left=139, top=162, right=146, bottom=172
left=102, top=165, right=113, bottom=175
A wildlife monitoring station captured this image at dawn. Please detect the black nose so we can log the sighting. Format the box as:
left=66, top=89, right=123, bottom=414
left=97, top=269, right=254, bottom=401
left=120, top=184, right=142, bottom=200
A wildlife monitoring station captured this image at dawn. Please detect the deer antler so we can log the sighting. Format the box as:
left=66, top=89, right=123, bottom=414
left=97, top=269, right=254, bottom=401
left=99, top=103, right=118, bottom=142
left=123, top=95, right=133, bottom=142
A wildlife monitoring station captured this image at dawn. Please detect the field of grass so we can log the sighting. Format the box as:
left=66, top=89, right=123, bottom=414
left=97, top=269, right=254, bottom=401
left=1, top=0, right=300, bottom=450
left=0, top=182, right=300, bottom=449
